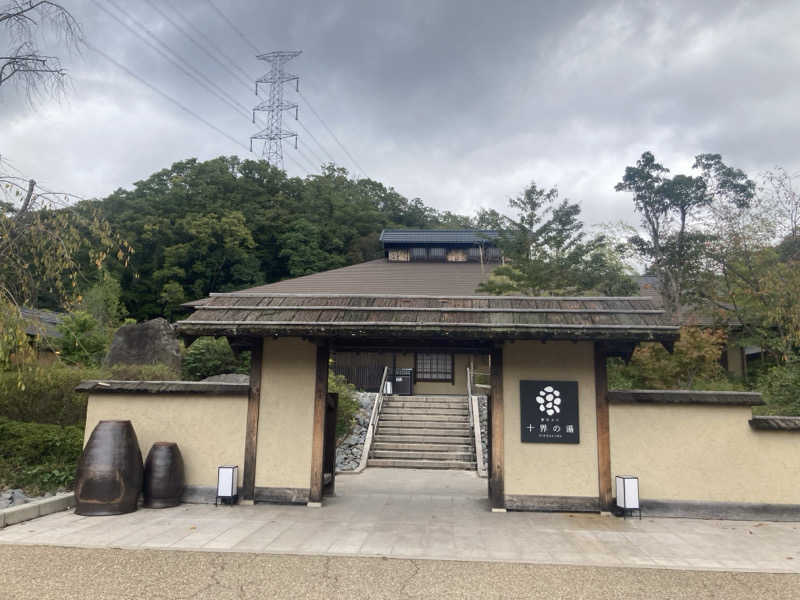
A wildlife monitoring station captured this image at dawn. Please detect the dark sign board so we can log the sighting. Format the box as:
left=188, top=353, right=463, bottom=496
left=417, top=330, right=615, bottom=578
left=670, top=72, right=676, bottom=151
left=520, top=380, right=579, bottom=444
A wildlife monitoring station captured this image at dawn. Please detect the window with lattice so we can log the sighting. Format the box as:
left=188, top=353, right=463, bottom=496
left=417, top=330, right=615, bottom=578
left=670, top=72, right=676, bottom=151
left=415, top=353, right=454, bottom=382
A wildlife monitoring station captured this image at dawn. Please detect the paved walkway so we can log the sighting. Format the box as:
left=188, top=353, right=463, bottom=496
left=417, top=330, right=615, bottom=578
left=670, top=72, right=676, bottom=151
left=1, top=469, right=799, bottom=573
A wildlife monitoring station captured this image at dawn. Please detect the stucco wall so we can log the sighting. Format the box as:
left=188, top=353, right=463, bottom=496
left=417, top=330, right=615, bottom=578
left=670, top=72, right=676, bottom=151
left=84, top=393, right=248, bottom=488
left=254, top=337, right=317, bottom=491
left=610, top=403, right=800, bottom=505
left=503, top=341, right=598, bottom=498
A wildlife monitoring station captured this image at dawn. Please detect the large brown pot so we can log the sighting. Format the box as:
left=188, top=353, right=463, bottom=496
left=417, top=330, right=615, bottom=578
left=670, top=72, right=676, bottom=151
left=143, top=442, right=184, bottom=508
left=74, top=420, right=143, bottom=516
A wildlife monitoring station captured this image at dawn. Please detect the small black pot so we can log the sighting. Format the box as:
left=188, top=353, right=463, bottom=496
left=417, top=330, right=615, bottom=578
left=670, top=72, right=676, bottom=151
left=143, top=442, right=185, bottom=508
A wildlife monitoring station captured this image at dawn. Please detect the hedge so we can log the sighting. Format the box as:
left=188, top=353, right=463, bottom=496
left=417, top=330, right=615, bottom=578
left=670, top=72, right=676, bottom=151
left=0, top=417, right=83, bottom=494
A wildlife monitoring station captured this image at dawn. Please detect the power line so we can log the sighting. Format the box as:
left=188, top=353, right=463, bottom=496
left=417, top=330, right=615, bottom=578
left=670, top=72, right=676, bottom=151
left=204, top=0, right=262, bottom=55
left=94, top=0, right=251, bottom=120
left=295, top=143, right=322, bottom=172
left=143, top=0, right=254, bottom=93
left=296, top=117, right=336, bottom=164
left=87, top=42, right=249, bottom=152
left=298, top=137, right=325, bottom=169
left=156, top=0, right=257, bottom=86
left=297, top=88, right=368, bottom=179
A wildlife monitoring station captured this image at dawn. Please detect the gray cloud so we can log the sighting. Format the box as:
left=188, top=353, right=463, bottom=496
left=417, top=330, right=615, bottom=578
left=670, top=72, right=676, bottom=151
left=2, top=0, right=798, bottom=229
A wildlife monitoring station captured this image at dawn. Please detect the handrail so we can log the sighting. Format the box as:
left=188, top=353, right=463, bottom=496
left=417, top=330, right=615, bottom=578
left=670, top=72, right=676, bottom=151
left=354, top=365, right=389, bottom=473
left=467, top=367, right=487, bottom=477
left=466, top=366, right=474, bottom=427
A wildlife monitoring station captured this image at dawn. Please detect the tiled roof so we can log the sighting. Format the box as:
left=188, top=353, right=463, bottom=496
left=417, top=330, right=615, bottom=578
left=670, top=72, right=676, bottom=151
left=379, top=229, right=499, bottom=245
left=76, top=380, right=249, bottom=395
left=21, top=307, right=64, bottom=339
left=749, top=416, right=800, bottom=431
left=177, top=294, right=678, bottom=342
left=608, top=389, right=764, bottom=406
left=226, top=259, right=497, bottom=296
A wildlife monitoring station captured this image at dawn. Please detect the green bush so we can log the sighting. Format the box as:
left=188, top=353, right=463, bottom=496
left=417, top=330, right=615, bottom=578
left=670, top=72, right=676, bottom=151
left=56, top=311, right=109, bottom=367
left=329, top=370, right=359, bottom=440
left=756, top=363, right=800, bottom=416
left=106, top=363, right=180, bottom=381
left=0, top=417, right=83, bottom=494
left=0, top=365, right=103, bottom=427
left=182, top=337, right=249, bottom=381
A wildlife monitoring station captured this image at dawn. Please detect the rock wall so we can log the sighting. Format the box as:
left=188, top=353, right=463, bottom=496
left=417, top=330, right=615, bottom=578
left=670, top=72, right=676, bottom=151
left=478, top=395, right=488, bottom=469
left=336, top=392, right=376, bottom=471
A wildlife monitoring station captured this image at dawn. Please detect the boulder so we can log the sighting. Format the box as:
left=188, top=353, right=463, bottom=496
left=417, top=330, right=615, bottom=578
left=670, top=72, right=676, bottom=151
left=104, top=318, right=181, bottom=370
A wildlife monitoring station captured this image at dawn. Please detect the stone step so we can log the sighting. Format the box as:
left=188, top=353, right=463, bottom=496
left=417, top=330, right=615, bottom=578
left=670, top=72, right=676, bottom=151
left=381, top=407, right=469, bottom=417
left=367, top=458, right=476, bottom=470
left=379, top=419, right=472, bottom=427
left=374, top=434, right=472, bottom=444
left=378, top=425, right=471, bottom=435
left=372, top=442, right=473, bottom=452
left=383, top=401, right=469, bottom=410
left=372, top=449, right=474, bottom=461
left=386, top=395, right=467, bottom=400
left=379, top=414, right=469, bottom=423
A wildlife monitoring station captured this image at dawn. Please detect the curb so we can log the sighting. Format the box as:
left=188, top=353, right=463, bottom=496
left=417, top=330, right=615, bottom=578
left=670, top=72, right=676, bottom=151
left=0, top=493, right=75, bottom=529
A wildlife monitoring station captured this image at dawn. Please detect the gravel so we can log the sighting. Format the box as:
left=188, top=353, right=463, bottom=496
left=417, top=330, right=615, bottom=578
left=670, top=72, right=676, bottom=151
left=336, top=392, right=376, bottom=471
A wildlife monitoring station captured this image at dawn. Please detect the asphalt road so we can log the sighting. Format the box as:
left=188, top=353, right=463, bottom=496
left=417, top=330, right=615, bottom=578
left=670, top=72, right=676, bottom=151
left=3, top=545, right=800, bottom=599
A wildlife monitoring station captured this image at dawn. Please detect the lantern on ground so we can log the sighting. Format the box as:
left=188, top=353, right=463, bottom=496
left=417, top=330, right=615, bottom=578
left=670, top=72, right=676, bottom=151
left=216, top=465, right=239, bottom=506
left=615, top=475, right=641, bottom=519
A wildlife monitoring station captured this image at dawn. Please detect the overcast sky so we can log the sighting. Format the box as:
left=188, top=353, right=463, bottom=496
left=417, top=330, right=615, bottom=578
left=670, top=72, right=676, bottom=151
left=2, top=0, right=799, bottom=229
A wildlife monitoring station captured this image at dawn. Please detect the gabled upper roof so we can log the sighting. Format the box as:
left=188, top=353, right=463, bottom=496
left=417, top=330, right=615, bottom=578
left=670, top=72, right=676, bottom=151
left=225, top=259, right=496, bottom=296
left=379, top=229, right=499, bottom=245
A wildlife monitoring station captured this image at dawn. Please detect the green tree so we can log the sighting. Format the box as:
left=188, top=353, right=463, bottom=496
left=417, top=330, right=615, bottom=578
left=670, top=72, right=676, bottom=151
left=615, top=151, right=754, bottom=319
left=90, top=156, right=465, bottom=320
left=478, top=182, right=637, bottom=296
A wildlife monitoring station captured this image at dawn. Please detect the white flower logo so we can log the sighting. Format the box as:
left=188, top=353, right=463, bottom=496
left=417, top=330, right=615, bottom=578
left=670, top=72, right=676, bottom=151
left=536, top=386, right=561, bottom=416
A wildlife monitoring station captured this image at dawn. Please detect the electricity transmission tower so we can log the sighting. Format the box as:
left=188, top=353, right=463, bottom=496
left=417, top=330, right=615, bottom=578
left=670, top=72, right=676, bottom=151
left=250, top=50, right=301, bottom=168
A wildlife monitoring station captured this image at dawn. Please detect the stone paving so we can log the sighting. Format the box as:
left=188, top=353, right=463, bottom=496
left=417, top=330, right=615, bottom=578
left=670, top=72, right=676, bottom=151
left=1, top=468, right=799, bottom=573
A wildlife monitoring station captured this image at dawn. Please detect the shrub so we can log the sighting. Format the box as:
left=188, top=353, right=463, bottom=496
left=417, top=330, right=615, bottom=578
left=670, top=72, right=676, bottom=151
left=0, top=417, right=83, bottom=494
left=182, top=337, right=249, bottom=381
left=329, top=370, right=359, bottom=440
left=0, top=364, right=103, bottom=427
left=607, top=326, right=731, bottom=390
left=106, top=363, right=180, bottom=381
left=56, top=311, right=109, bottom=367
left=756, top=363, right=800, bottom=416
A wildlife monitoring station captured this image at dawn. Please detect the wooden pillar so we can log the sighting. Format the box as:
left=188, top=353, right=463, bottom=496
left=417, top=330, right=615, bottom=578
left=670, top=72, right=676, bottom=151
left=322, top=392, right=339, bottom=497
left=594, top=342, right=612, bottom=510
left=309, top=342, right=329, bottom=504
left=489, top=345, right=505, bottom=511
left=242, top=340, right=263, bottom=502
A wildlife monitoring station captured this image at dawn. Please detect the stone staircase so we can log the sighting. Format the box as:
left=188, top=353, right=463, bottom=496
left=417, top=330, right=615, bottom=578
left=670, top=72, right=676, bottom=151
left=368, top=395, right=476, bottom=470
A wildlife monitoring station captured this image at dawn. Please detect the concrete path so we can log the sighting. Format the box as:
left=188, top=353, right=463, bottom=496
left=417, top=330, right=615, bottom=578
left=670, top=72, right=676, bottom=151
left=3, top=545, right=800, bottom=600
left=1, top=469, right=799, bottom=574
